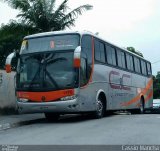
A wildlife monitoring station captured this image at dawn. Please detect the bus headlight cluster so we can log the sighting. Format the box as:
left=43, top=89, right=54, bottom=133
left=60, top=95, right=77, bottom=101
left=19, top=98, right=29, bottom=102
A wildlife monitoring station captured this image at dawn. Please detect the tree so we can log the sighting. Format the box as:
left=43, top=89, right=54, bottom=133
left=127, top=47, right=143, bottom=57
left=0, top=21, right=37, bottom=69
left=2, top=0, right=93, bottom=31
left=153, top=75, right=160, bottom=99
left=0, top=0, right=93, bottom=69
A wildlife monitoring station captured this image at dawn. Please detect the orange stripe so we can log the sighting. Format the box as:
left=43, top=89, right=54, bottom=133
left=141, top=79, right=153, bottom=95
left=135, top=90, right=153, bottom=107
left=17, top=89, right=74, bottom=102
left=136, top=103, right=140, bottom=107
left=122, top=94, right=141, bottom=106
left=122, top=78, right=153, bottom=107
left=145, top=90, right=153, bottom=103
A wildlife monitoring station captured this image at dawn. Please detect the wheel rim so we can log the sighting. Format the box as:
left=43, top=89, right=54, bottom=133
left=96, top=99, right=103, bottom=116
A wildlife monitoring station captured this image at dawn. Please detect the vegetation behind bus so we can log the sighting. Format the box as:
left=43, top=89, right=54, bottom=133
left=153, top=73, right=160, bottom=99
left=0, top=0, right=93, bottom=69
left=127, top=47, right=143, bottom=58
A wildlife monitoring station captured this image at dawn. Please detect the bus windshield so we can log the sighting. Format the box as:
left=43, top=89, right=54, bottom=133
left=16, top=52, right=78, bottom=91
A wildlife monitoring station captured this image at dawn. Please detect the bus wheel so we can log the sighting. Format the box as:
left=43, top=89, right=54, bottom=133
left=44, top=113, right=60, bottom=121
left=94, top=97, right=105, bottom=119
left=139, top=98, right=145, bottom=114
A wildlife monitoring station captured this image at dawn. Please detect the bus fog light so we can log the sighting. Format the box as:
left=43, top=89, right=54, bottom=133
left=60, top=95, right=77, bottom=101
left=19, top=98, right=29, bottom=102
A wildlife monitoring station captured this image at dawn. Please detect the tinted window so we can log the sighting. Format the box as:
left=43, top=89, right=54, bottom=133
left=134, top=57, right=141, bottom=73
left=141, top=60, right=147, bottom=75
left=117, top=49, right=126, bottom=69
left=106, top=45, right=117, bottom=66
left=126, top=54, right=134, bottom=71
left=147, top=62, right=152, bottom=75
left=95, top=40, right=106, bottom=63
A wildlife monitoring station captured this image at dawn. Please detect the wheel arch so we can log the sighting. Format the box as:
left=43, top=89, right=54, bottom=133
left=96, top=89, right=107, bottom=110
left=140, top=95, right=145, bottom=107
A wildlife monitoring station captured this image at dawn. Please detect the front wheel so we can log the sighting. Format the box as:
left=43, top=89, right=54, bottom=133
left=93, top=98, right=105, bottom=119
left=44, top=113, right=60, bottom=121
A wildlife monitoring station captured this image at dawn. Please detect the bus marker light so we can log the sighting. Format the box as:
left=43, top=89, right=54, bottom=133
left=74, top=58, right=80, bottom=68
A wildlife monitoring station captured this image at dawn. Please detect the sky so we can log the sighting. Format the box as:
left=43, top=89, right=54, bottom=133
left=0, top=0, right=160, bottom=75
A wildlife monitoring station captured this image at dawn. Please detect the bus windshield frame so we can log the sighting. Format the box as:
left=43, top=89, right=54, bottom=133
left=17, top=34, right=80, bottom=92
left=20, top=33, right=80, bottom=54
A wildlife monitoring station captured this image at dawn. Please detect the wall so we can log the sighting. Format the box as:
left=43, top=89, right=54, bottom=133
left=0, top=70, right=16, bottom=109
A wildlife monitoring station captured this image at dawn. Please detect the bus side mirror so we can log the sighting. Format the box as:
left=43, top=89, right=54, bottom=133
left=74, top=46, right=81, bottom=68
left=5, top=52, right=16, bottom=73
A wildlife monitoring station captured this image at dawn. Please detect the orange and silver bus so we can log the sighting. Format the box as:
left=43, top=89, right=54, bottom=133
left=5, top=31, right=153, bottom=120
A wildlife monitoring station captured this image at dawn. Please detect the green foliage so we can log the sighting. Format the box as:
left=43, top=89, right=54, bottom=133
left=127, top=47, right=143, bottom=57
left=153, top=74, right=160, bottom=99
left=0, top=0, right=93, bottom=69
left=0, top=21, right=37, bottom=69
left=2, top=0, right=93, bottom=31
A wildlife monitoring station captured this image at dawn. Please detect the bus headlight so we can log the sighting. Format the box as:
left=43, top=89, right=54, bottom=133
left=19, top=98, right=29, bottom=102
left=60, top=95, right=77, bottom=101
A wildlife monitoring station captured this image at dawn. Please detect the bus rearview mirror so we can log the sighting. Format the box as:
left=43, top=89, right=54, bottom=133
left=74, top=46, right=81, bottom=68
left=5, top=52, right=16, bottom=73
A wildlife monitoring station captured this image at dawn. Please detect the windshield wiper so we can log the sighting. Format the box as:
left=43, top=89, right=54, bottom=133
left=46, top=57, right=67, bottom=65
left=45, top=69, right=59, bottom=89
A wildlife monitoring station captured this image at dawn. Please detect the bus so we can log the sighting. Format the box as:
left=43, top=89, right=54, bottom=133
left=5, top=31, right=153, bottom=120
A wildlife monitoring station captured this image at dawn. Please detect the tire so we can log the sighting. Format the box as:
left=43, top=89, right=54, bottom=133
left=131, top=98, right=145, bottom=114
left=44, top=113, right=60, bottom=121
left=139, top=98, right=145, bottom=114
left=93, top=97, right=105, bottom=119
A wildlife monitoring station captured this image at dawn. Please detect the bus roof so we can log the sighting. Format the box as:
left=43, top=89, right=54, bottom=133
left=24, top=30, right=149, bottom=62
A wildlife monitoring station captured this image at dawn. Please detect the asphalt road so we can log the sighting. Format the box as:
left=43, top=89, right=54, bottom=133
left=0, top=112, right=160, bottom=145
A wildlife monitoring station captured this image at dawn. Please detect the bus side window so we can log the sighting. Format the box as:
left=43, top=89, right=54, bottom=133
left=134, top=57, right=141, bottom=74
left=126, top=53, right=134, bottom=71
left=106, top=45, right=116, bottom=66
left=141, top=60, right=147, bottom=76
left=147, top=62, right=152, bottom=76
left=95, top=40, right=105, bottom=63
left=117, top=49, right=126, bottom=69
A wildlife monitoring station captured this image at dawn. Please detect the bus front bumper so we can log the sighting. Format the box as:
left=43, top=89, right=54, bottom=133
left=17, top=98, right=80, bottom=114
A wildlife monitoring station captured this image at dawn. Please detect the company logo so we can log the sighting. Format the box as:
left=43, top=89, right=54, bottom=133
left=109, top=71, right=131, bottom=91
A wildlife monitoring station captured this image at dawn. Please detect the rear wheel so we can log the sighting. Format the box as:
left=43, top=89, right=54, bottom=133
left=139, top=98, right=145, bottom=114
left=130, top=98, right=145, bottom=114
left=44, top=113, right=60, bottom=121
left=93, top=97, right=105, bottom=119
